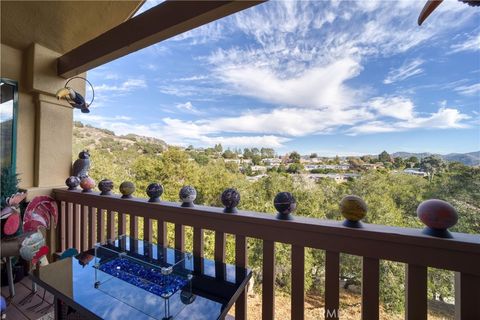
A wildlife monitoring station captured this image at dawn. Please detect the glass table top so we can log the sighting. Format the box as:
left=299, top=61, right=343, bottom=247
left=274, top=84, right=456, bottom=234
left=31, top=237, right=251, bottom=320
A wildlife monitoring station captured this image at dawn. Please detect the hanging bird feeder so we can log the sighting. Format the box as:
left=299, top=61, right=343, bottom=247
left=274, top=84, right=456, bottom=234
left=56, top=76, right=95, bottom=113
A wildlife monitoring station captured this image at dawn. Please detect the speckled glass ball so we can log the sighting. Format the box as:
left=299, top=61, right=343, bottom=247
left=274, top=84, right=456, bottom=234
left=66, top=176, right=80, bottom=190
left=98, top=179, right=114, bottom=195
left=417, top=199, right=458, bottom=230
left=80, top=177, right=95, bottom=193
left=221, top=188, right=240, bottom=213
left=119, top=181, right=135, bottom=199
left=146, top=183, right=163, bottom=202
left=274, top=192, right=296, bottom=218
left=340, top=195, right=367, bottom=222
left=179, top=186, right=196, bottom=207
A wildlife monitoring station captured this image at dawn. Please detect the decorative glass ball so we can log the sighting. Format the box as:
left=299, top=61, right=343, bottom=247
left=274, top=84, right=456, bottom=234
left=340, top=195, right=367, bottom=222
left=417, top=199, right=458, bottom=238
left=179, top=186, right=196, bottom=207
left=80, top=177, right=95, bottom=193
left=146, top=183, right=163, bottom=202
left=119, top=181, right=135, bottom=199
left=221, top=188, right=240, bottom=213
left=98, top=179, right=114, bottom=195
left=66, top=176, right=80, bottom=190
left=274, top=192, right=296, bottom=219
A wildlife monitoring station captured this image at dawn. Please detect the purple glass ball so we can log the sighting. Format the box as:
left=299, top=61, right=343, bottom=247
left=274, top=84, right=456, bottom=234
left=66, top=176, right=80, bottom=190
left=417, top=199, right=458, bottom=230
left=274, top=192, right=296, bottom=217
left=98, top=179, right=114, bottom=195
left=221, top=188, right=240, bottom=213
left=80, top=177, right=95, bottom=193
left=146, top=183, right=163, bottom=202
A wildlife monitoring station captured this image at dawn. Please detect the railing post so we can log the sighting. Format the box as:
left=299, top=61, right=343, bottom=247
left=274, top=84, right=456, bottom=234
left=362, top=257, right=379, bottom=320
left=262, top=240, right=275, bottom=320
left=175, top=224, right=185, bottom=251
left=405, top=264, right=427, bottom=320
left=291, top=245, right=305, bottom=320
left=325, top=251, right=340, bottom=320
left=88, top=207, right=96, bottom=249
left=97, top=209, right=105, bottom=242
left=59, top=201, right=66, bottom=252
left=215, top=231, right=226, bottom=262
left=81, top=206, right=88, bottom=251
left=235, top=234, right=247, bottom=320
left=455, top=272, right=480, bottom=320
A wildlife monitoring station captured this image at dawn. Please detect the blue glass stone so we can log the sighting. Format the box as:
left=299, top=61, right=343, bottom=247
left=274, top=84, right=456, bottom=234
left=98, top=258, right=188, bottom=298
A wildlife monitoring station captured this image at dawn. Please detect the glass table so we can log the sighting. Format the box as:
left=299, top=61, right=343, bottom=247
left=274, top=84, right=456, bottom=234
left=30, top=236, right=251, bottom=320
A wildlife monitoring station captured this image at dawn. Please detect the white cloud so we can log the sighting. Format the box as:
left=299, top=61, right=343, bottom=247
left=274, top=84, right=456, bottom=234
left=368, top=96, right=415, bottom=120
left=384, top=59, right=424, bottom=84
left=455, top=83, right=480, bottom=96
left=450, top=33, right=480, bottom=53
left=175, top=101, right=202, bottom=114
left=212, top=56, right=362, bottom=109
left=95, top=79, right=146, bottom=94
left=349, top=105, right=470, bottom=135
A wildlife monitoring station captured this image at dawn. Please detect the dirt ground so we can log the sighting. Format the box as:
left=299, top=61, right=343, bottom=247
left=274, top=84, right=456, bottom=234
left=229, top=288, right=455, bottom=319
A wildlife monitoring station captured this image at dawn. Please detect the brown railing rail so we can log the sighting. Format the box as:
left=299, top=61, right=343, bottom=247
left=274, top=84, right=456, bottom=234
left=51, top=188, right=480, bottom=320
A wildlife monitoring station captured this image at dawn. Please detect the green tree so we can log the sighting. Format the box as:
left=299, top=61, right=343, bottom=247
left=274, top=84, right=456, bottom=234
left=407, top=156, right=419, bottom=168
left=379, top=150, right=392, bottom=163
left=261, top=148, right=275, bottom=159
left=251, top=155, right=262, bottom=165
left=289, top=151, right=301, bottom=163
left=287, top=163, right=303, bottom=173
left=420, top=155, right=446, bottom=182
left=222, top=149, right=236, bottom=159
left=243, top=148, right=253, bottom=159
left=393, top=157, right=405, bottom=169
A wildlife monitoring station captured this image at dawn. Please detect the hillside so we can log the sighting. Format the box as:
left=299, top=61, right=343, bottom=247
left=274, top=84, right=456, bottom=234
left=73, top=121, right=167, bottom=155
left=392, top=151, right=480, bottom=166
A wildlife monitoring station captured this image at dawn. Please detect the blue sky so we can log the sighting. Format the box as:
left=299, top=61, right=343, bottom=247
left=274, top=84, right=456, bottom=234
left=77, top=0, right=480, bottom=156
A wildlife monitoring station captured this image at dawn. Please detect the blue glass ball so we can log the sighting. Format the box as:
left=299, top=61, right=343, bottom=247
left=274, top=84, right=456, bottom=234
left=221, top=188, right=240, bottom=212
left=179, top=186, right=196, bottom=203
left=66, top=176, right=80, bottom=190
left=98, top=179, right=114, bottom=195
left=146, top=183, right=163, bottom=202
left=274, top=192, right=296, bottom=215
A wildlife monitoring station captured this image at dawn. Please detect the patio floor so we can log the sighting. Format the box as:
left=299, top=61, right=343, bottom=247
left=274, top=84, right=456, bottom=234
left=2, top=276, right=54, bottom=320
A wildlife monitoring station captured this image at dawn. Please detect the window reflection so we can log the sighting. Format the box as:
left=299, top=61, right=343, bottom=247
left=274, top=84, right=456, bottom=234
left=0, top=81, right=16, bottom=170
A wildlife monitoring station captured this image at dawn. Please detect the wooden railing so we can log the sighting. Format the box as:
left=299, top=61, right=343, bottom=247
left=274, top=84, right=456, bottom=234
left=50, top=188, right=480, bottom=320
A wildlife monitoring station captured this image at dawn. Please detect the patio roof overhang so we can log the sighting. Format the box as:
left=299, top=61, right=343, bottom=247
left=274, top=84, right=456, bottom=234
left=0, top=0, right=144, bottom=53
left=57, top=0, right=266, bottom=78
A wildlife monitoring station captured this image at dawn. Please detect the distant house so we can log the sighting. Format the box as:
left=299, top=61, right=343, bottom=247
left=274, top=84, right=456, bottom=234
left=224, top=159, right=241, bottom=165
left=251, top=165, right=268, bottom=173
left=361, top=163, right=384, bottom=170
left=403, top=168, right=427, bottom=177
left=316, top=164, right=350, bottom=171
left=242, top=158, right=253, bottom=165
left=263, top=158, right=282, bottom=166
left=247, top=173, right=268, bottom=182
left=305, top=173, right=359, bottom=183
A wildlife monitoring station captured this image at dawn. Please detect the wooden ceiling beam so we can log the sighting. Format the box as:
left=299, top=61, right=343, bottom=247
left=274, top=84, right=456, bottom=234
left=57, top=0, right=265, bottom=78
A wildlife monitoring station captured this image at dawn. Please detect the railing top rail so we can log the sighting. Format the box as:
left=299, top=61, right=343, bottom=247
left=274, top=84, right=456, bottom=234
left=53, top=188, right=480, bottom=275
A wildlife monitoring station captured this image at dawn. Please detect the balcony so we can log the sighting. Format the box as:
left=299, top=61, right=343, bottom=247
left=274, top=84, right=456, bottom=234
left=4, top=188, right=476, bottom=319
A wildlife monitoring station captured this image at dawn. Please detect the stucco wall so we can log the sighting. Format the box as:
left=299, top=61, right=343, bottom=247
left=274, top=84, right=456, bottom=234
left=1, top=43, right=36, bottom=188
left=1, top=43, right=84, bottom=198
